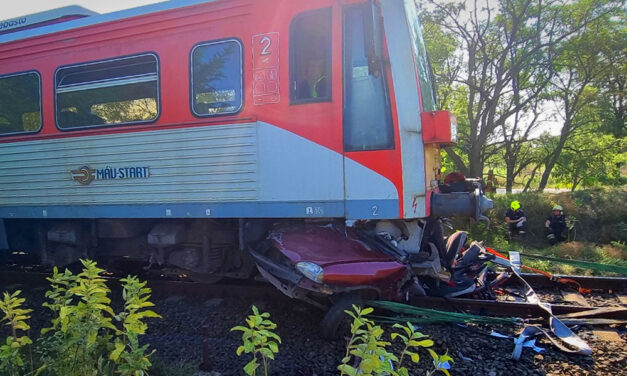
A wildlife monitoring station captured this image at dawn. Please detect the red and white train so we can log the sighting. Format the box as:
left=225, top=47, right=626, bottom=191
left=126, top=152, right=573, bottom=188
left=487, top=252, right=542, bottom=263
left=0, top=0, right=491, bottom=321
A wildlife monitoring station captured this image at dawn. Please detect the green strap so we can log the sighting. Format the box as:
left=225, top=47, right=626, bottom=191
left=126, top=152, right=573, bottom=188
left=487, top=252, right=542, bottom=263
left=521, top=253, right=627, bottom=275
left=366, top=300, right=517, bottom=325
left=311, top=75, right=326, bottom=98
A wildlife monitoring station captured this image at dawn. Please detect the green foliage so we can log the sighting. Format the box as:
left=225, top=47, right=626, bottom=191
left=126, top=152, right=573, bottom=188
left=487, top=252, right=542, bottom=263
left=422, top=0, right=625, bottom=189
left=41, top=267, right=77, bottom=334
left=0, top=290, right=39, bottom=376
left=338, top=305, right=397, bottom=376
left=454, top=189, right=627, bottom=248
left=553, top=132, right=625, bottom=190
left=391, top=322, right=436, bottom=376
left=0, top=259, right=161, bottom=376
left=338, top=306, right=453, bottom=376
left=231, top=305, right=281, bottom=376
left=452, top=189, right=627, bottom=274
left=427, top=349, right=455, bottom=376
left=112, top=275, right=162, bottom=376
left=38, top=260, right=117, bottom=376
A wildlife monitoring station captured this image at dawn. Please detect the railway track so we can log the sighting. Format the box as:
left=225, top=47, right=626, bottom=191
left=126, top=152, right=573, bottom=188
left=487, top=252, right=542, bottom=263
left=409, top=273, right=627, bottom=320
left=1, top=266, right=624, bottom=375
left=0, top=267, right=625, bottom=322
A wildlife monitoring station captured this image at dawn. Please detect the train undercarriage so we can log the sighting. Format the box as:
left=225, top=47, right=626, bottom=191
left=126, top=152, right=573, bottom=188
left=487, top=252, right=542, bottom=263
left=3, top=218, right=256, bottom=281
left=1, top=183, right=503, bottom=338
left=3, top=216, right=493, bottom=296
left=2, top=181, right=496, bottom=319
left=3, top=215, right=508, bottom=338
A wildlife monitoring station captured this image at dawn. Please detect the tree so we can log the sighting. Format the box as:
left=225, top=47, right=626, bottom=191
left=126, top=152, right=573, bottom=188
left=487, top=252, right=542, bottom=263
left=426, top=0, right=619, bottom=182
left=553, top=130, right=624, bottom=190
left=521, top=133, right=557, bottom=192
left=420, top=10, right=460, bottom=110
left=538, top=3, right=625, bottom=191
left=498, top=101, right=543, bottom=192
left=596, top=10, right=627, bottom=138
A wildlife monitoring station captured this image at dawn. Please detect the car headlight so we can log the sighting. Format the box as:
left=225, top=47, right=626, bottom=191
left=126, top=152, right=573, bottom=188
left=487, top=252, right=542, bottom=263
left=296, top=261, right=324, bottom=283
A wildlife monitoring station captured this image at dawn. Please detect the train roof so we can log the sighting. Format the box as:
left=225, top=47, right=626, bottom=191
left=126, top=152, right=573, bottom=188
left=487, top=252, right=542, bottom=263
left=0, top=0, right=217, bottom=45
left=0, top=6, right=98, bottom=34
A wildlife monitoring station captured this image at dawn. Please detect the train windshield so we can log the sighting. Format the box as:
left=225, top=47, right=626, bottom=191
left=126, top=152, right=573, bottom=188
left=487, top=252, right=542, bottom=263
left=403, top=0, right=437, bottom=111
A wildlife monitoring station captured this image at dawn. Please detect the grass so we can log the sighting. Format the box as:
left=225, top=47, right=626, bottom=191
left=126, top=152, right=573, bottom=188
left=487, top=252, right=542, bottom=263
left=516, top=241, right=627, bottom=276
left=448, top=188, right=627, bottom=276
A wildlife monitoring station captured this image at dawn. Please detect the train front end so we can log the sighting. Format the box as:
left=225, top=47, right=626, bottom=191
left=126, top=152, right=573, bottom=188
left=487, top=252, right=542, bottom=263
left=379, top=0, right=492, bottom=221
left=252, top=0, right=493, bottom=323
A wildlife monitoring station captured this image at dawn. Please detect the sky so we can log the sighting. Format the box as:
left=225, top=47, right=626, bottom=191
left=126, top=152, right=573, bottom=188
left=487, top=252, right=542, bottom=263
left=1, top=0, right=162, bottom=20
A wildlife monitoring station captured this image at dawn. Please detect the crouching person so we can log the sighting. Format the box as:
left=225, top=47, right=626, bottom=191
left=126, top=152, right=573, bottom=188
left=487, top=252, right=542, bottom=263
left=545, top=205, right=567, bottom=245
left=505, top=201, right=527, bottom=238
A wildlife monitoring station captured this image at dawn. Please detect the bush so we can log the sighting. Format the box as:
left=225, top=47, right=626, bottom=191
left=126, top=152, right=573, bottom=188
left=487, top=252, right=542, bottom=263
left=0, top=291, right=38, bottom=376
left=0, top=260, right=161, bottom=376
left=452, top=188, right=627, bottom=248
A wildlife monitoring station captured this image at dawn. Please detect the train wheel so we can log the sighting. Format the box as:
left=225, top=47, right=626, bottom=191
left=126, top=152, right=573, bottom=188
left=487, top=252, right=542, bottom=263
left=320, top=293, right=363, bottom=340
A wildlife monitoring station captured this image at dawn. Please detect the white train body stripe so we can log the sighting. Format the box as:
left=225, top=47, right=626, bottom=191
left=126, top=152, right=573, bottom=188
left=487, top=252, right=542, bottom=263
left=0, top=121, right=398, bottom=218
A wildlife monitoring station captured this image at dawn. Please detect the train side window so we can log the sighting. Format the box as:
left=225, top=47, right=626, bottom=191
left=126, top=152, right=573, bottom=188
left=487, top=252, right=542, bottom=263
left=0, top=71, right=42, bottom=136
left=55, top=54, right=159, bottom=130
left=290, top=8, right=332, bottom=104
left=191, top=39, right=243, bottom=117
left=343, top=5, right=394, bottom=151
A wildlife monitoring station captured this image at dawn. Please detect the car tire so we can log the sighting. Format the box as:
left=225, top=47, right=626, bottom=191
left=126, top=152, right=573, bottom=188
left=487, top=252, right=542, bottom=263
left=320, top=293, right=363, bottom=340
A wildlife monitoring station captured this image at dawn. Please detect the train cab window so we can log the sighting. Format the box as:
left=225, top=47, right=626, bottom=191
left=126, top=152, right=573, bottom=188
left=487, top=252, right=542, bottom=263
left=290, top=9, right=332, bottom=103
left=191, top=39, right=243, bottom=116
left=55, top=54, right=159, bottom=129
left=405, top=0, right=437, bottom=112
left=0, top=72, right=41, bottom=136
left=343, top=5, right=394, bottom=151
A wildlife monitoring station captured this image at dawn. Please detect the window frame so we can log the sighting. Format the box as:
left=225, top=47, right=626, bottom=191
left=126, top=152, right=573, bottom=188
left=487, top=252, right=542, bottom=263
left=54, top=52, right=161, bottom=131
left=189, top=38, right=244, bottom=118
left=0, top=70, right=42, bottom=137
left=289, top=7, right=333, bottom=105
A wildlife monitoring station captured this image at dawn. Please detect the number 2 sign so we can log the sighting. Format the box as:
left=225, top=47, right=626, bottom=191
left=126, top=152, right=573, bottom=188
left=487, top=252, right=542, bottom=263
left=252, top=32, right=280, bottom=105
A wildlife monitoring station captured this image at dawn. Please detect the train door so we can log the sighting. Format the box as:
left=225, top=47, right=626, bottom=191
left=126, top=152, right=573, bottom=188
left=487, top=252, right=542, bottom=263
left=342, top=1, right=399, bottom=220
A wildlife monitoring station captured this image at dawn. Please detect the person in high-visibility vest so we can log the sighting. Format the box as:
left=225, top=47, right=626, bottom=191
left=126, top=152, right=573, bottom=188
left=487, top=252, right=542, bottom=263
left=505, top=201, right=527, bottom=238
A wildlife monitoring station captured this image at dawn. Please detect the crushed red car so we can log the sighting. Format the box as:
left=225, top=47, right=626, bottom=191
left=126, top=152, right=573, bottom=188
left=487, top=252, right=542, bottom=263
left=249, top=219, right=508, bottom=337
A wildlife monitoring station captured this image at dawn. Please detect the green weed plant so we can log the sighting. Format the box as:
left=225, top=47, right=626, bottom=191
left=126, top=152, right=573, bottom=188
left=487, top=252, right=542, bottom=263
left=231, top=305, right=281, bottom=376
left=338, top=306, right=397, bottom=376
left=0, top=259, right=160, bottom=376
left=0, top=290, right=41, bottom=376
left=339, top=305, right=453, bottom=376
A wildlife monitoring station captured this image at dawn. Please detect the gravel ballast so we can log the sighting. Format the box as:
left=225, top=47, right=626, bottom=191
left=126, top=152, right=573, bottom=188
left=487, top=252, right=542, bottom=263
left=1, top=281, right=625, bottom=375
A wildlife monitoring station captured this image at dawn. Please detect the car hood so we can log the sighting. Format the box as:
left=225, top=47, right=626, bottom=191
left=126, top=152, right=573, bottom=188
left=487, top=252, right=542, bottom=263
left=267, top=224, right=395, bottom=267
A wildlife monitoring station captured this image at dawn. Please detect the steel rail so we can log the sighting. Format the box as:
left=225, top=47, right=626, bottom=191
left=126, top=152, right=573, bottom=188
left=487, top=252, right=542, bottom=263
left=0, top=269, right=625, bottom=320
left=408, top=296, right=627, bottom=320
